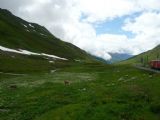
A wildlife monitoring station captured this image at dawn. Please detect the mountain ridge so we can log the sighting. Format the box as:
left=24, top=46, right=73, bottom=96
left=0, top=8, right=92, bottom=60
left=0, top=8, right=95, bottom=73
left=119, top=45, right=160, bottom=65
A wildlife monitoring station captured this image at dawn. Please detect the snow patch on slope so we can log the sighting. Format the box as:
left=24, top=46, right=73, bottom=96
left=21, top=23, right=27, bottom=28
left=41, top=53, right=67, bottom=60
left=19, top=49, right=40, bottom=55
left=26, top=30, right=30, bottom=32
left=0, top=46, right=22, bottom=54
left=0, top=45, right=68, bottom=60
left=29, top=24, right=35, bottom=28
left=40, top=33, right=47, bottom=36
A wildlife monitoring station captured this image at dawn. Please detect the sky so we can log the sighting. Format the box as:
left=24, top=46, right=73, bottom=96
left=0, top=0, right=160, bottom=60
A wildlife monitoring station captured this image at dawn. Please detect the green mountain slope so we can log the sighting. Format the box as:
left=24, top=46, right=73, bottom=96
left=120, top=45, right=160, bottom=65
left=0, top=8, right=92, bottom=60
left=0, top=8, right=94, bottom=73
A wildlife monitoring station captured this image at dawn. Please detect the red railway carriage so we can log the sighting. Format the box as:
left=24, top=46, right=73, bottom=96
left=150, top=60, right=160, bottom=69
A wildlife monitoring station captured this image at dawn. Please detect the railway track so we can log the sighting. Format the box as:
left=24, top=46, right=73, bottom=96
left=134, top=65, right=160, bottom=73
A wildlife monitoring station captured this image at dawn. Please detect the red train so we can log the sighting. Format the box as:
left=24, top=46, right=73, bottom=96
left=150, top=60, right=160, bottom=69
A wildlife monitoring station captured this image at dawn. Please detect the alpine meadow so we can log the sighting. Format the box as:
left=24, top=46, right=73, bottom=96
left=0, top=1, right=160, bottom=120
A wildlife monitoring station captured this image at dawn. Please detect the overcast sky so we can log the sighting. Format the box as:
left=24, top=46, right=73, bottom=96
left=0, top=0, right=160, bottom=60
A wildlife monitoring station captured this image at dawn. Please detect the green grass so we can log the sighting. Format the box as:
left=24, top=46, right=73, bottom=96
left=0, top=63, right=160, bottom=120
left=0, top=52, right=53, bottom=73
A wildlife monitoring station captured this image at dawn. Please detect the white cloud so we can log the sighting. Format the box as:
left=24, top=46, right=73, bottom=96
left=123, top=12, right=160, bottom=35
left=134, top=0, right=160, bottom=11
left=123, top=12, right=160, bottom=54
left=78, top=0, right=137, bottom=23
left=0, top=0, right=160, bottom=60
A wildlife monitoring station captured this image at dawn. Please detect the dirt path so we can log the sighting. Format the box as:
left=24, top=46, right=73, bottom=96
left=0, top=72, right=27, bottom=76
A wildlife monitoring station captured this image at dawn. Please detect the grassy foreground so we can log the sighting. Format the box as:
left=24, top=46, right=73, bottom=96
left=0, top=63, right=160, bottom=120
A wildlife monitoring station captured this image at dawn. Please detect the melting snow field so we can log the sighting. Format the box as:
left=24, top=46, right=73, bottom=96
left=0, top=45, right=68, bottom=60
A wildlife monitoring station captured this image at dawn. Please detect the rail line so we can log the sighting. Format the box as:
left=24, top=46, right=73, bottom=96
left=134, top=65, right=160, bottom=73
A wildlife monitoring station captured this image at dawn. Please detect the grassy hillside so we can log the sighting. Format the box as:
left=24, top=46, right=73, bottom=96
left=0, top=8, right=92, bottom=60
left=119, top=45, right=160, bottom=66
left=0, top=8, right=95, bottom=73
